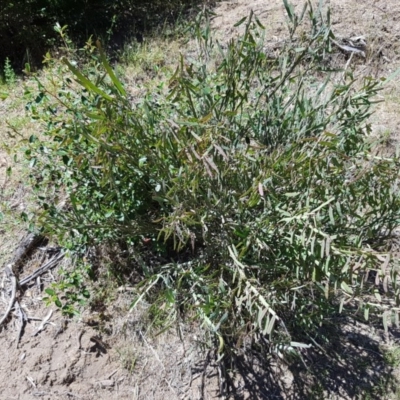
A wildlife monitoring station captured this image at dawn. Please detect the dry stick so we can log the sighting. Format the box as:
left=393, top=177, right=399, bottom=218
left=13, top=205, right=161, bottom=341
left=0, top=233, right=46, bottom=328
left=9, top=233, right=45, bottom=271
left=331, top=39, right=366, bottom=58
left=31, top=309, right=53, bottom=337
left=342, top=52, right=354, bottom=82
left=0, top=267, right=17, bottom=327
left=77, top=329, right=85, bottom=350
left=19, top=252, right=65, bottom=287
left=15, top=300, right=28, bottom=348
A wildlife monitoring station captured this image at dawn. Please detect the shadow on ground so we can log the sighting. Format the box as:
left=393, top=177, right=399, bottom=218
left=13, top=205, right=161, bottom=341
left=204, top=319, right=400, bottom=399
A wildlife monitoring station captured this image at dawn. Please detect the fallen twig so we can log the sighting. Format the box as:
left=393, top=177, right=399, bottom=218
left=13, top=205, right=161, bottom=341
left=31, top=309, right=54, bottom=336
left=26, top=376, right=36, bottom=388
left=15, top=300, right=28, bottom=348
left=107, top=369, right=119, bottom=379
left=77, top=329, right=85, bottom=350
left=0, top=267, right=17, bottom=327
left=8, top=234, right=45, bottom=271
left=19, top=252, right=65, bottom=287
left=331, top=38, right=366, bottom=58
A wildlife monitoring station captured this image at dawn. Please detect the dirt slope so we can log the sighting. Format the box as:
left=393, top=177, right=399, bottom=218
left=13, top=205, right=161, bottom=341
left=1, top=1, right=400, bottom=399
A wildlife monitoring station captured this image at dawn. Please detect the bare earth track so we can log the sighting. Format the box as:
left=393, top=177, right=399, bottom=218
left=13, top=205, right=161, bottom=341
left=1, top=1, right=400, bottom=399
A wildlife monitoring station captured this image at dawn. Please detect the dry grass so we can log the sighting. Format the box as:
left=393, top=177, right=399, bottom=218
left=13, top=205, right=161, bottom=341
left=119, top=38, right=184, bottom=102
left=0, top=82, right=40, bottom=266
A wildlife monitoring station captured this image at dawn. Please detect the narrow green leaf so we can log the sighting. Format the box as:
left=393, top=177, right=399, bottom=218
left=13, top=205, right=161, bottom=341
left=266, top=314, right=277, bottom=335
left=284, top=192, right=300, bottom=197
left=234, top=16, right=248, bottom=27
left=320, top=239, right=325, bottom=258
left=255, top=15, right=265, bottom=29
left=96, top=40, right=127, bottom=96
left=86, top=112, right=106, bottom=120
left=341, top=281, right=353, bottom=295
left=283, top=0, right=294, bottom=22
left=381, top=254, right=390, bottom=275
left=258, top=307, right=269, bottom=331
left=383, top=67, right=400, bottom=85
left=324, top=282, right=329, bottom=299
left=339, top=298, right=345, bottom=313
left=310, top=236, right=315, bottom=255
left=62, top=58, right=113, bottom=101
left=383, top=312, right=388, bottom=333
left=383, top=276, right=389, bottom=293
left=364, top=305, right=369, bottom=321
left=325, top=238, right=331, bottom=257
left=335, top=201, right=342, bottom=218
left=328, top=206, right=335, bottom=225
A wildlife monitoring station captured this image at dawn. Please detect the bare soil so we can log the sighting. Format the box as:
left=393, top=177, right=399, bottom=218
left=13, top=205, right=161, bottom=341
left=1, top=1, right=400, bottom=399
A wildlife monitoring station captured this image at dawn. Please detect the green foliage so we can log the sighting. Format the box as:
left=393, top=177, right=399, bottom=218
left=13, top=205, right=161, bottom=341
left=383, top=346, right=400, bottom=368
left=43, top=260, right=91, bottom=316
left=0, top=0, right=203, bottom=70
left=24, top=2, right=400, bottom=354
left=3, top=57, right=16, bottom=86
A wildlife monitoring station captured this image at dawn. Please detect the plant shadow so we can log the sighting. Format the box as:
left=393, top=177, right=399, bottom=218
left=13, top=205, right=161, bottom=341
left=216, top=319, right=399, bottom=399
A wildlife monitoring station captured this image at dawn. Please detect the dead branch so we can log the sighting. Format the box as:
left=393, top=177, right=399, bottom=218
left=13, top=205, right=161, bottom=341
left=6, top=233, right=45, bottom=273
left=31, top=309, right=54, bottom=337
left=331, top=38, right=366, bottom=58
left=19, top=252, right=65, bottom=287
left=15, top=300, right=28, bottom=348
left=0, top=267, right=17, bottom=327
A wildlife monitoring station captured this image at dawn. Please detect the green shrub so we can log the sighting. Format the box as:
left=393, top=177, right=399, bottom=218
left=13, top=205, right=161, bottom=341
left=3, top=57, right=16, bottom=86
left=24, top=2, right=400, bottom=353
left=0, top=0, right=203, bottom=70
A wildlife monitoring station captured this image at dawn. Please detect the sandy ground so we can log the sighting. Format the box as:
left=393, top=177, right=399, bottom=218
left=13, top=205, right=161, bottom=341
left=1, top=1, right=400, bottom=399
